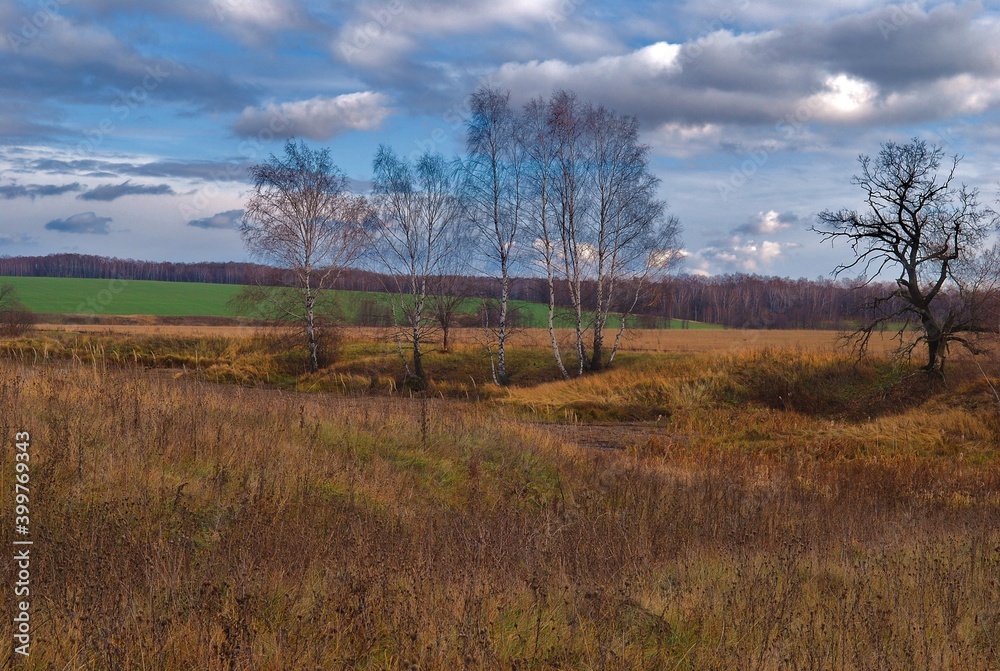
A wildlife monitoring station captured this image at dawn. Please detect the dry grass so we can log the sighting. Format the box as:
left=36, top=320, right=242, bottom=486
left=1, top=330, right=999, bottom=668
left=37, top=323, right=907, bottom=354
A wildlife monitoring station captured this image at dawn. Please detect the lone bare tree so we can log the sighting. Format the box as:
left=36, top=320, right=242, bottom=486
left=370, top=146, right=465, bottom=390
left=239, top=140, right=372, bottom=373
left=815, top=138, right=997, bottom=375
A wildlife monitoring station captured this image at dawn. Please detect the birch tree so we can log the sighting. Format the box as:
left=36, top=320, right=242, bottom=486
left=523, top=90, right=681, bottom=375
left=465, top=86, right=525, bottom=384
left=370, top=146, right=465, bottom=390
left=240, top=140, right=371, bottom=373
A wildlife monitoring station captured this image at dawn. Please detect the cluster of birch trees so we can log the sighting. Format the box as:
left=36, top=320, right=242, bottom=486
left=239, top=86, right=682, bottom=387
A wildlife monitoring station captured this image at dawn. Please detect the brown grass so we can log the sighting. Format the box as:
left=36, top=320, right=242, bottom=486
left=37, top=324, right=907, bottom=354
left=0, top=329, right=999, bottom=668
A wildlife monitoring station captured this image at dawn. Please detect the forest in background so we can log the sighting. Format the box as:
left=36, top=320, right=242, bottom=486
left=0, top=252, right=908, bottom=330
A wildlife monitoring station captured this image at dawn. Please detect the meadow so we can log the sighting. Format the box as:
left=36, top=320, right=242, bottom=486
left=0, top=325, right=998, bottom=669
left=1, top=276, right=718, bottom=331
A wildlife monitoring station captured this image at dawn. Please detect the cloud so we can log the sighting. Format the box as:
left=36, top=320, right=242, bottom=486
left=25, top=157, right=252, bottom=183
left=688, top=236, right=800, bottom=275
left=66, top=0, right=310, bottom=44
left=44, top=212, right=113, bottom=235
left=334, top=0, right=567, bottom=67
left=234, top=92, right=392, bottom=141
left=78, top=181, right=175, bottom=201
left=0, top=10, right=253, bottom=119
left=0, top=232, right=35, bottom=246
left=492, top=5, right=1000, bottom=131
left=733, top=210, right=798, bottom=236
left=0, top=182, right=82, bottom=200
left=188, top=209, right=243, bottom=229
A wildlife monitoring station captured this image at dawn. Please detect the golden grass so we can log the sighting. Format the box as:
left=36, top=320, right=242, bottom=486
left=37, top=323, right=906, bottom=354
left=0, top=332, right=999, bottom=668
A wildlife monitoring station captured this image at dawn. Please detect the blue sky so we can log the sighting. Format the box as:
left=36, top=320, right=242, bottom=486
left=1, top=0, right=999, bottom=278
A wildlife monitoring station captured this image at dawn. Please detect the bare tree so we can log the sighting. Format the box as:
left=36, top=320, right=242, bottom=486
left=370, top=146, right=465, bottom=390
left=239, top=140, right=372, bottom=373
left=549, top=90, right=591, bottom=375
left=522, top=95, right=570, bottom=378
left=815, top=138, right=997, bottom=375
left=522, top=90, right=682, bottom=375
left=427, top=273, right=469, bottom=353
left=465, top=86, right=525, bottom=384
left=584, top=104, right=681, bottom=370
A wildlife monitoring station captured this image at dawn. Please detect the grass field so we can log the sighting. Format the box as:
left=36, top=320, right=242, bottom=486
left=1, top=275, right=719, bottom=330
left=0, top=327, right=998, bottom=669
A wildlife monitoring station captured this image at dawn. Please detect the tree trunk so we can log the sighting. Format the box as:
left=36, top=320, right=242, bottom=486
left=590, top=327, right=604, bottom=372
left=305, top=290, right=318, bottom=373
left=497, top=275, right=509, bottom=384
left=923, top=317, right=943, bottom=375
left=547, top=270, right=569, bottom=379
left=411, top=323, right=426, bottom=389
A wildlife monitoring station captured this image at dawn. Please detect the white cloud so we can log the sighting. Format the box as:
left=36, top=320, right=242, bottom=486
left=498, top=40, right=682, bottom=100
left=688, top=236, right=799, bottom=275
left=811, top=73, right=879, bottom=119
left=233, top=92, right=392, bottom=141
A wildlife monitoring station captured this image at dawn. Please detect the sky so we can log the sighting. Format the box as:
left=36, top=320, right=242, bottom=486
left=1, top=0, right=999, bottom=279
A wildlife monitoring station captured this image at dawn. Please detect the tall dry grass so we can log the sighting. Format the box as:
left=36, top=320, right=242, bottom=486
left=0, top=342, right=999, bottom=668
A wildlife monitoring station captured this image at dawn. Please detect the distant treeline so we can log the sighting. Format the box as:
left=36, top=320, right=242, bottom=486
left=0, top=252, right=918, bottom=329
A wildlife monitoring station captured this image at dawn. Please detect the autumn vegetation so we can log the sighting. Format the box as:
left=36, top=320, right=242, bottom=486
left=1, top=324, right=999, bottom=669
left=1, top=109, right=999, bottom=669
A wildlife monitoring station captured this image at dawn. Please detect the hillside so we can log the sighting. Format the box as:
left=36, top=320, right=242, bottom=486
left=0, top=276, right=719, bottom=330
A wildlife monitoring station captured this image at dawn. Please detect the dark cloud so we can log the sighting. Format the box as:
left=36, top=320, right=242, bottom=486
left=187, top=209, right=244, bottom=229
left=788, top=4, right=1000, bottom=89
left=129, top=160, right=253, bottom=181
left=0, top=182, right=82, bottom=200
left=28, top=158, right=252, bottom=183
left=44, top=212, right=113, bottom=235
left=78, top=180, right=175, bottom=201
left=494, top=5, right=1000, bottom=129
left=0, top=11, right=255, bottom=135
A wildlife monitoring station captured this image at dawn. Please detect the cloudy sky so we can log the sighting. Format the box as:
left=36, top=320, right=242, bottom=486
left=1, top=0, right=999, bottom=278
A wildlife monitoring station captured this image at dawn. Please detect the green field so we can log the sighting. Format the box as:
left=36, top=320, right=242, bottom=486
left=1, top=276, right=246, bottom=317
left=0, top=275, right=720, bottom=329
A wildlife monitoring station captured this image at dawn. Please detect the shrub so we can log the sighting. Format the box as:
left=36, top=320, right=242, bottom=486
left=0, top=284, right=35, bottom=337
